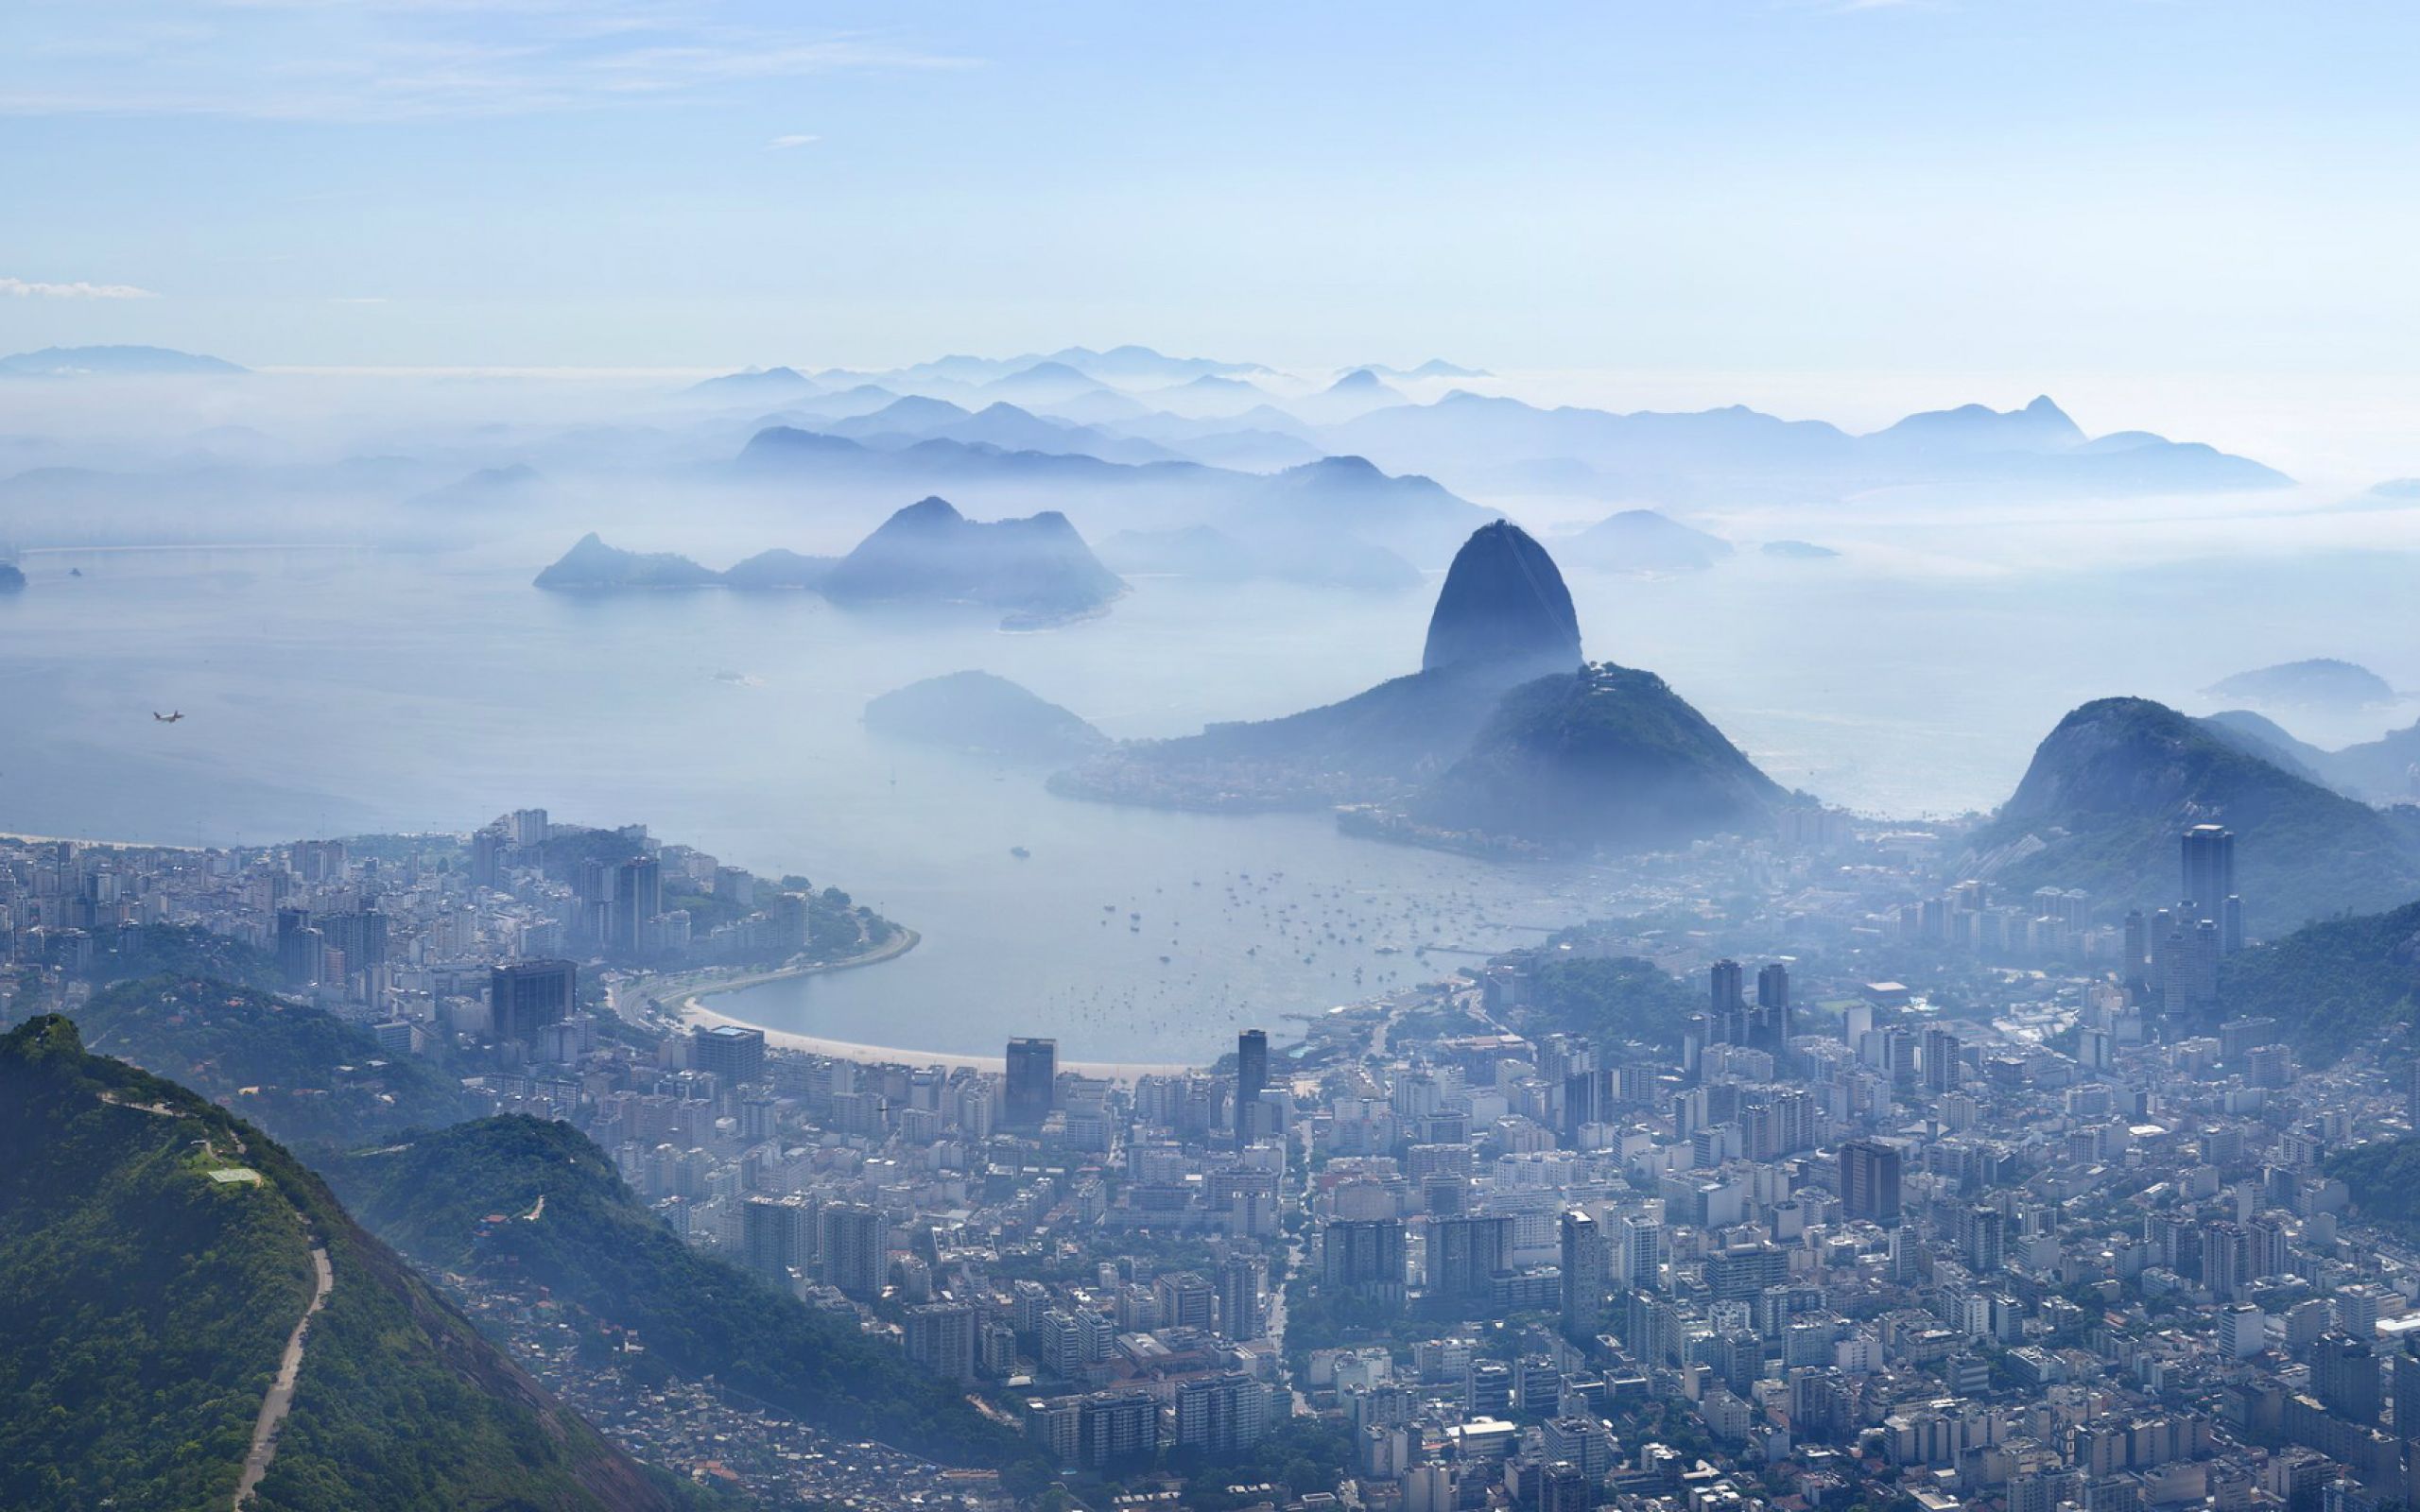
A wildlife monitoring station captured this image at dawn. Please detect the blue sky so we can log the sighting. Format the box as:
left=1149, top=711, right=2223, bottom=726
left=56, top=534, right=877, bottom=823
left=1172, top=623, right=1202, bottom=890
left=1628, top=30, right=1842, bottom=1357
left=5, top=0, right=2417, bottom=379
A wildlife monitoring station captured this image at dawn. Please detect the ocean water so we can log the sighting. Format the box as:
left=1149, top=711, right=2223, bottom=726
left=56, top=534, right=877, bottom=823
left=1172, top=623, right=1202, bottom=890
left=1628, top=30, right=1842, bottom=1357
left=3, top=536, right=2416, bottom=1058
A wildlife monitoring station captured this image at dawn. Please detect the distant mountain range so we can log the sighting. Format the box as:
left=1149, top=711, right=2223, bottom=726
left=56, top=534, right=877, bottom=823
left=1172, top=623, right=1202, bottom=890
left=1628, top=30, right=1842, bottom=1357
left=1962, top=696, right=2420, bottom=931
left=535, top=495, right=1126, bottom=628
left=1323, top=391, right=2289, bottom=502
left=735, top=423, right=1496, bottom=571
left=1056, top=522, right=1791, bottom=853
left=2191, top=705, right=2420, bottom=808
left=679, top=357, right=2303, bottom=522
left=0, top=344, right=245, bottom=377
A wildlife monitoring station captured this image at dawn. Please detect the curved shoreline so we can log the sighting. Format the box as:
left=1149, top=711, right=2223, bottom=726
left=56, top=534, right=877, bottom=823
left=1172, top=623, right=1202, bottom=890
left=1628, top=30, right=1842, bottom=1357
left=656, top=926, right=1197, bottom=1082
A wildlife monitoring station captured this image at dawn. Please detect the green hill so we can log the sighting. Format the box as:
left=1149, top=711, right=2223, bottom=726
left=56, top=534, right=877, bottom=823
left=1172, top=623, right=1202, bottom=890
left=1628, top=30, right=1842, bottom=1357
left=75, top=922, right=285, bottom=991
left=2218, top=899, right=2420, bottom=1057
left=1967, top=696, right=2420, bottom=933
left=73, top=975, right=480, bottom=1149
left=0, top=1016, right=678, bottom=1512
left=1409, top=662, right=1789, bottom=850
left=2326, top=1136, right=2420, bottom=1235
left=326, top=1115, right=1038, bottom=1476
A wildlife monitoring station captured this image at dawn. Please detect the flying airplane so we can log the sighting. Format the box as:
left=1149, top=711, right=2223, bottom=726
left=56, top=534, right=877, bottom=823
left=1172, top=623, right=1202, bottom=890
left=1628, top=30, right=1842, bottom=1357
left=152, top=711, right=183, bottom=723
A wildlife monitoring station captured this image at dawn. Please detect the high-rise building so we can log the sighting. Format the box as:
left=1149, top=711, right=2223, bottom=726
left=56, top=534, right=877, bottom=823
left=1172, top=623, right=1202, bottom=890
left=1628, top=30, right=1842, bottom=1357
left=2313, top=1332, right=2381, bottom=1424
left=1711, top=958, right=1745, bottom=1012
left=489, top=959, right=576, bottom=1043
left=1958, top=1204, right=2005, bottom=1273
left=2164, top=918, right=2221, bottom=1015
left=1559, top=1209, right=1607, bottom=1338
left=275, top=906, right=324, bottom=988
left=1236, top=1027, right=1269, bottom=1146
left=1840, top=1139, right=1904, bottom=1225
left=819, top=1202, right=885, bottom=1299
left=1153, top=1270, right=1217, bottom=1332
left=1077, top=1391, right=1157, bottom=1468
left=1005, top=1037, right=1058, bottom=1129
left=1428, top=1214, right=1514, bottom=1300
left=1755, top=961, right=1792, bottom=1064
left=612, top=855, right=662, bottom=954
left=1217, top=1251, right=1268, bottom=1341
left=2181, top=824, right=2241, bottom=953
left=1923, top=1027, right=1963, bottom=1093
left=905, top=1302, right=977, bottom=1382
left=469, top=826, right=506, bottom=890
left=1322, top=1219, right=1408, bottom=1306
left=742, top=1194, right=814, bottom=1280
left=1175, top=1372, right=1270, bottom=1452
left=1618, top=1213, right=1664, bottom=1292
left=693, top=1022, right=767, bottom=1085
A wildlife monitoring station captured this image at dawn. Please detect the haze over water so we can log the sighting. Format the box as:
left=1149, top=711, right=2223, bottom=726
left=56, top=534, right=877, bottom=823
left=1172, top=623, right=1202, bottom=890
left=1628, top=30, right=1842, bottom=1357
left=6, top=513, right=2417, bottom=1059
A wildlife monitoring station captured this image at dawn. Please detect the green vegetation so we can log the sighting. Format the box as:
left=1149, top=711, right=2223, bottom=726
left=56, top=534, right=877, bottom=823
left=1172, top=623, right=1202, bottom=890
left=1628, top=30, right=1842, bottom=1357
left=1152, top=1418, right=1353, bottom=1510
left=1512, top=953, right=1698, bottom=1053
left=77, top=922, right=285, bottom=991
left=2326, top=1137, right=2420, bottom=1237
left=1972, top=696, right=2420, bottom=933
left=73, top=975, right=480, bottom=1149
left=1411, top=662, right=1788, bottom=850
left=2219, top=900, right=2420, bottom=1058
left=0, top=1018, right=311, bottom=1510
left=0, top=1017, right=676, bottom=1512
left=327, top=1115, right=1040, bottom=1476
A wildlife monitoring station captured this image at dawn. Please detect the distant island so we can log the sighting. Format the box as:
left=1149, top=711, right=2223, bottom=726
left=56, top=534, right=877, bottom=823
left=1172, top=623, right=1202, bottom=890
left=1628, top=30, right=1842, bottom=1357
left=533, top=532, right=723, bottom=590
left=1565, top=508, right=1735, bottom=574
left=818, top=495, right=1125, bottom=626
left=533, top=495, right=1127, bottom=629
left=1056, top=520, right=1795, bottom=855
left=2204, top=658, right=2397, bottom=711
left=1762, top=539, right=1839, bottom=560
left=0, top=344, right=246, bottom=377
left=864, top=670, right=1110, bottom=761
left=0, top=560, right=24, bottom=593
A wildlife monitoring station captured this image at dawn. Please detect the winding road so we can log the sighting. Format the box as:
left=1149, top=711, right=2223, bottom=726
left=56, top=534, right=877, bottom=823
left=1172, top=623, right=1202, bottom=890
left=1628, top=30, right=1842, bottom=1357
left=234, top=1243, right=334, bottom=1507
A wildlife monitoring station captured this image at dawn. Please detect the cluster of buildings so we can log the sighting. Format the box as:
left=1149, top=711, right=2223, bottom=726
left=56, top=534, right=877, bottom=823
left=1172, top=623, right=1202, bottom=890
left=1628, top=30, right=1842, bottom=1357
left=0, top=812, right=871, bottom=1061
left=19, top=808, right=2420, bottom=1512
left=1878, top=826, right=2247, bottom=993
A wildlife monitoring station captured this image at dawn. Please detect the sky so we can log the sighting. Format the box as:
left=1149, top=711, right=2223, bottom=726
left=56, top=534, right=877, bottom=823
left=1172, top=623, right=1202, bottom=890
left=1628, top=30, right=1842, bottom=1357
left=5, top=0, right=2419, bottom=403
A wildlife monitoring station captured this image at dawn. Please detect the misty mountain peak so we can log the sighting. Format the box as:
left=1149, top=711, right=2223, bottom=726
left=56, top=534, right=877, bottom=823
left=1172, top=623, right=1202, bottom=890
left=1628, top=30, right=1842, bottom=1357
left=1420, top=520, right=1584, bottom=676
left=890, top=495, right=967, bottom=528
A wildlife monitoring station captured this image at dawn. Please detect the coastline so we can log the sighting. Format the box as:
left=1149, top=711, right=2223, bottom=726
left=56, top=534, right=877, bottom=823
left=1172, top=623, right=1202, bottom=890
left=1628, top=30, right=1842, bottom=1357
left=652, top=926, right=1198, bottom=1081
left=0, top=827, right=206, bottom=852
left=678, top=996, right=1197, bottom=1083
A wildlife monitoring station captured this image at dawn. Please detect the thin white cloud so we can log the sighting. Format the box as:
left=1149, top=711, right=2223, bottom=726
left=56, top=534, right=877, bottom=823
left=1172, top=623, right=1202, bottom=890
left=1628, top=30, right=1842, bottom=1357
left=766, top=132, right=819, bottom=150
left=0, top=5, right=978, bottom=123
left=329, top=295, right=389, bottom=304
left=1, top=275, right=158, bottom=299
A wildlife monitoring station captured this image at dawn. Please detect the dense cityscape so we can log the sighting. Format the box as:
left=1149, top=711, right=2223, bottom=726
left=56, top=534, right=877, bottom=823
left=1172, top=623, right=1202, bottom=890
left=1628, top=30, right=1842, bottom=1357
left=9, top=799, right=2420, bottom=1512
left=9, top=8, right=2420, bottom=1510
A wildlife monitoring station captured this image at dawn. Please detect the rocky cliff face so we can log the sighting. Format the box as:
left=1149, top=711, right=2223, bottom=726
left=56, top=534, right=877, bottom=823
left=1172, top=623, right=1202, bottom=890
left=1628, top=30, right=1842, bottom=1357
left=1419, top=521, right=1583, bottom=676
